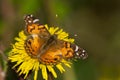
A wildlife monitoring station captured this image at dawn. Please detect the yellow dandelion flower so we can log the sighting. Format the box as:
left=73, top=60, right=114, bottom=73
left=8, top=25, right=75, bottom=80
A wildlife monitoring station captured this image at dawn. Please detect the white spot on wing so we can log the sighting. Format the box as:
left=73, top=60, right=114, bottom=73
left=30, top=14, right=33, bottom=17
left=75, top=45, right=79, bottom=52
left=76, top=52, right=79, bottom=56
left=28, top=20, right=32, bottom=23
left=33, top=19, right=39, bottom=23
left=27, top=15, right=30, bottom=18
left=82, top=50, right=85, bottom=53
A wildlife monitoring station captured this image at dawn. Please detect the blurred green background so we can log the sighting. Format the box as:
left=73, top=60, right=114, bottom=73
left=0, top=0, right=120, bottom=80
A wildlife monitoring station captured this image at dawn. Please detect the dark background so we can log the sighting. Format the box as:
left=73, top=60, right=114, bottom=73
left=0, top=0, right=120, bottom=80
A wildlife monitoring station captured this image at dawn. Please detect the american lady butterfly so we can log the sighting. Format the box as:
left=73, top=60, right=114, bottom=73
left=24, top=14, right=88, bottom=65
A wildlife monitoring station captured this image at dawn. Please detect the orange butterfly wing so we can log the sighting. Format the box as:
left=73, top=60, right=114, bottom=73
left=39, top=41, right=74, bottom=64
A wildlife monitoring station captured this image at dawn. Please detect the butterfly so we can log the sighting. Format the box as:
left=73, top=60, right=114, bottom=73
left=24, top=14, right=88, bottom=65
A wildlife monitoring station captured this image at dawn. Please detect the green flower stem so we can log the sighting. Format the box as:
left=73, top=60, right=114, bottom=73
left=0, top=50, right=7, bottom=61
left=47, top=70, right=54, bottom=80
